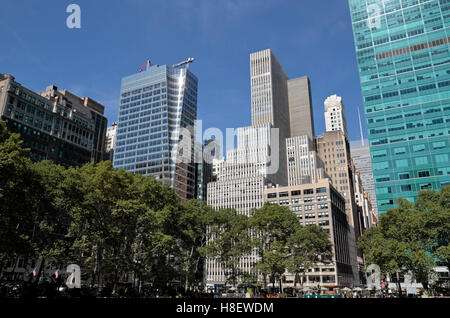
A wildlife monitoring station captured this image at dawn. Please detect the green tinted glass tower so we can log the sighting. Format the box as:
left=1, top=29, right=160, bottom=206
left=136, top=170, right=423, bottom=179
left=348, top=0, right=450, bottom=214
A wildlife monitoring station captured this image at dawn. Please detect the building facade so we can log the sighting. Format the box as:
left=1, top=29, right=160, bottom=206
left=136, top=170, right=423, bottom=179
left=105, top=122, right=117, bottom=162
left=250, top=49, right=291, bottom=186
left=0, top=74, right=95, bottom=166
left=40, top=87, right=108, bottom=163
left=113, top=61, right=198, bottom=201
left=350, top=142, right=378, bottom=215
left=349, top=0, right=450, bottom=214
left=286, top=135, right=326, bottom=186
left=288, top=76, right=315, bottom=140
left=324, top=94, right=348, bottom=138
left=316, top=130, right=362, bottom=285
left=264, top=180, right=353, bottom=287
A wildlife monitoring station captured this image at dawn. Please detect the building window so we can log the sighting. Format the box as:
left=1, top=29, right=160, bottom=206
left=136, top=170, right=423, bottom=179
left=418, top=171, right=430, bottom=178
left=400, top=184, right=412, bottom=192
left=316, top=187, right=327, bottom=193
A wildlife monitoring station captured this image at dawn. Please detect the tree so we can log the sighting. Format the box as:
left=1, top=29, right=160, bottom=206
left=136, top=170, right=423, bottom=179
left=358, top=198, right=435, bottom=295
left=27, top=160, right=75, bottom=282
left=205, top=209, right=252, bottom=287
left=249, top=203, right=300, bottom=290
left=0, top=120, right=36, bottom=278
left=178, top=200, right=215, bottom=293
left=415, top=186, right=450, bottom=271
left=286, top=225, right=332, bottom=289
left=64, top=161, right=181, bottom=291
left=256, top=241, right=286, bottom=292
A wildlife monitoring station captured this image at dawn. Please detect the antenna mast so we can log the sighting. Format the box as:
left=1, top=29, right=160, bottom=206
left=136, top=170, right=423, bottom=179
left=358, top=107, right=365, bottom=146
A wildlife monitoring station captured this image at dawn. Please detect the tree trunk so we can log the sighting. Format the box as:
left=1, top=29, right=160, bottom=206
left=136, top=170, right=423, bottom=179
left=34, top=258, right=46, bottom=285
left=9, top=255, right=19, bottom=280
left=272, top=274, right=275, bottom=290
left=396, top=272, right=403, bottom=297
left=185, top=246, right=195, bottom=294
left=293, top=273, right=298, bottom=289
left=113, top=266, right=119, bottom=294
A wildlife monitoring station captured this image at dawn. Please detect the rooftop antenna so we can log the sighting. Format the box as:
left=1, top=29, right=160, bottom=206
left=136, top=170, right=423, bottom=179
left=358, top=107, right=365, bottom=146
left=139, top=59, right=151, bottom=72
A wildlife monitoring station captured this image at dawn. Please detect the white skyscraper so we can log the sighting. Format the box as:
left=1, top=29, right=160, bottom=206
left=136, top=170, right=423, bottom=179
left=324, top=94, right=348, bottom=138
left=205, top=49, right=292, bottom=288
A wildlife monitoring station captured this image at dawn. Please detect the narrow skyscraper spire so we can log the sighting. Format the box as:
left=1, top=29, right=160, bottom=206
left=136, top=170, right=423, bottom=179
left=358, top=107, right=364, bottom=147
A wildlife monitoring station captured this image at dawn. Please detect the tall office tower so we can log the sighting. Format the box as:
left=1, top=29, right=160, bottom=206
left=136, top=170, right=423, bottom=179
left=113, top=60, right=198, bottom=201
left=286, top=135, right=327, bottom=186
left=316, top=130, right=362, bottom=286
left=288, top=76, right=315, bottom=140
left=324, top=94, right=348, bottom=138
left=250, top=49, right=290, bottom=186
left=105, top=122, right=117, bottom=162
left=206, top=49, right=293, bottom=288
left=0, top=74, right=95, bottom=166
left=349, top=0, right=450, bottom=214
left=265, top=180, right=353, bottom=287
left=40, top=87, right=108, bottom=163
left=350, top=142, right=378, bottom=215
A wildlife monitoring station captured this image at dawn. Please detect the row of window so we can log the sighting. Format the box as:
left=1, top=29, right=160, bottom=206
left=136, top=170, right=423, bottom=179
left=266, top=187, right=327, bottom=199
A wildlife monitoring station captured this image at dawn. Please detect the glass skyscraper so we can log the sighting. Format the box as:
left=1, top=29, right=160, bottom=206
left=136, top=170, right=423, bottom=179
left=349, top=0, right=450, bottom=214
left=113, top=61, right=198, bottom=201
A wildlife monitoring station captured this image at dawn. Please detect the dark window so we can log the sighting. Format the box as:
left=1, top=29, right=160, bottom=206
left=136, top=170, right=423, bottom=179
left=400, top=184, right=412, bottom=192
left=418, top=171, right=430, bottom=178
left=316, top=187, right=327, bottom=193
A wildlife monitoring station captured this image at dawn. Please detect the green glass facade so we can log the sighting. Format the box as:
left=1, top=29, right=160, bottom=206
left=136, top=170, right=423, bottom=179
left=349, top=0, right=450, bottom=214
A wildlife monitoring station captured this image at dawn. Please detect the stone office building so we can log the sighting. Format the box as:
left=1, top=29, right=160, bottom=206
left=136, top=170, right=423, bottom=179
left=264, top=179, right=354, bottom=288
left=0, top=74, right=97, bottom=166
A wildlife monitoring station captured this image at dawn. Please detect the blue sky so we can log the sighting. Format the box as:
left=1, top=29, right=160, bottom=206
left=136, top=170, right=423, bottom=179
left=0, top=0, right=367, bottom=145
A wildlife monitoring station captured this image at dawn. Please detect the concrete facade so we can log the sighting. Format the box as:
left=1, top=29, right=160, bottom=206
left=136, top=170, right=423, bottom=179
left=250, top=49, right=290, bottom=186
left=316, top=131, right=362, bottom=286
left=288, top=76, right=315, bottom=140
left=350, top=143, right=378, bottom=216
left=286, top=135, right=326, bottom=186
left=264, top=180, right=354, bottom=288
left=105, top=122, right=117, bottom=162
left=324, top=94, right=348, bottom=138
left=40, top=87, right=108, bottom=163
left=0, top=74, right=95, bottom=166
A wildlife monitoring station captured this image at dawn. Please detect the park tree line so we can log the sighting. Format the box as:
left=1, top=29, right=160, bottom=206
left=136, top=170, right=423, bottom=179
left=0, top=120, right=332, bottom=294
left=3, top=117, right=448, bottom=296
